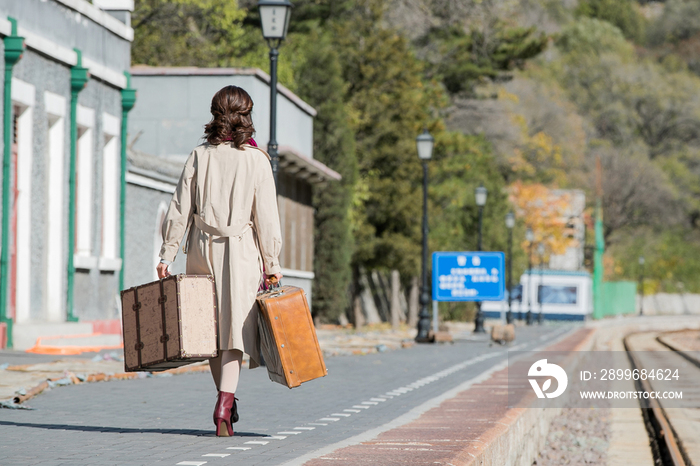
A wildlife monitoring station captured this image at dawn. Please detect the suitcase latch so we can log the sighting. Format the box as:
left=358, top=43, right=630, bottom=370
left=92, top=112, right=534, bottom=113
left=135, top=342, right=144, bottom=350
left=133, top=302, right=141, bottom=312
left=160, top=334, right=170, bottom=343
left=158, top=296, right=167, bottom=304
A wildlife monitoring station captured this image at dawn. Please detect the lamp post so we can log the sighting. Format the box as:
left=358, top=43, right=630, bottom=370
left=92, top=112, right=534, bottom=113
left=473, top=184, right=487, bottom=333
left=538, top=242, right=545, bottom=325
left=257, top=0, right=293, bottom=187
left=526, top=227, right=534, bottom=325
left=505, top=212, right=515, bottom=324
left=638, top=256, right=645, bottom=316
left=415, top=129, right=434, bottom=343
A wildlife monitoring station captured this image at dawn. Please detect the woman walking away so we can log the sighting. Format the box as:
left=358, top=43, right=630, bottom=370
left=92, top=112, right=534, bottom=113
left=156, top=86, right=283, bottom=437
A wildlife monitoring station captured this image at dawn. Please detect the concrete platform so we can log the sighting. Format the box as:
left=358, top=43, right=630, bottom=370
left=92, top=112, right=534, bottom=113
left=12, top=321, right=123, bottom=352
left=289, top=327, right=595, bottom=466
left=12, top=322, right=95, bottom=350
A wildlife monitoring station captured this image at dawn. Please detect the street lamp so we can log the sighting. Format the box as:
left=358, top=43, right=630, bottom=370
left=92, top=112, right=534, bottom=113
left=538, top=242, right=545, bottom=325
left=257, top=0, right=293, bottom=187
left=505, top=212, right=515, bottom=324
left=526, top=227, right=534, bottom=325
left=415, top=129, right=434, bottom=343
left=639, top=256, right=645, bottom=315
left=473, top=184, right=487, bottom=333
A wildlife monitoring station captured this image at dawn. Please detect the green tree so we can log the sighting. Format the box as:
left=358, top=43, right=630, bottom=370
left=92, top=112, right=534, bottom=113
left=292, top=27, right=358, bottom=323
left=132, top=0, right=246, bottom=66
left=575, top=0, right=646, bottom=43
left=419, top=24, right=548, bottom=96
left=335, top=0, right=441, bottom=279
left=429, top=132, right=525, bottom=321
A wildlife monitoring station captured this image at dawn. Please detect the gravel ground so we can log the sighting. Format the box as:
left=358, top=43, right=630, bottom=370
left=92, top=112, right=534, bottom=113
left=533, top=361, right=611, bottom=466
left=533, top=407, right=611, bottom=465
left=664, top=329, right=700, bottom=350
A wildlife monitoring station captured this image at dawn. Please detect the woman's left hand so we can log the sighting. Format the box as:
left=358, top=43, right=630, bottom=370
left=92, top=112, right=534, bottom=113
left=264, top=272, right=283, bottom=288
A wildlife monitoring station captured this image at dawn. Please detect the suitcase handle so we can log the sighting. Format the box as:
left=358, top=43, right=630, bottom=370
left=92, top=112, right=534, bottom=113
left=266, top=276, right=281, bottom=290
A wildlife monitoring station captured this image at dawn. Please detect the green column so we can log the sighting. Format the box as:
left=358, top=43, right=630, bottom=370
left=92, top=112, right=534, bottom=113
left=66, top=49, right=89, bottom=322
left=593, top=200, right=605, bottom=319
left=119, top=72, right=136, bottom=292
left=0, top=17, right=24, bottom=348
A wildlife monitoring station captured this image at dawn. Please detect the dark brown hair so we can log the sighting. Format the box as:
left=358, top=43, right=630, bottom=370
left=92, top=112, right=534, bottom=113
left=204, top=86, right=255, bottom=148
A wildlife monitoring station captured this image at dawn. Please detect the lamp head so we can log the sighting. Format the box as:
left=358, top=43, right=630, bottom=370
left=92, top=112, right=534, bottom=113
left=505, top=211, right=515, bottom=229
left=416, top=129, right=434, bottom=160
left=526, top=227, right=534, bottom=242
left=538, top=243, right=545, bottom=255
left=257, top=0, right=293, bottom=43
left=639, top=256, right=645, bottom=265
left=475, top=184, right=487, bottom=206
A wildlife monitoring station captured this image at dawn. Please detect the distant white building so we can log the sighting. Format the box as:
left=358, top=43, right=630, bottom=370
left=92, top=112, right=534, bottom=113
left=482, top=270, right=592, bottom=321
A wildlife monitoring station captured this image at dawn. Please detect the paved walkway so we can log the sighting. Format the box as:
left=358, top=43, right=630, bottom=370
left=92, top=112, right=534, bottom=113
left=0, top=324, right=574, bottom=465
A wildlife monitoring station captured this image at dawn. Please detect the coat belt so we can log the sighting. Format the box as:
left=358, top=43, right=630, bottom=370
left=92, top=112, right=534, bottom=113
left=193, top=215, right=254, bottom=239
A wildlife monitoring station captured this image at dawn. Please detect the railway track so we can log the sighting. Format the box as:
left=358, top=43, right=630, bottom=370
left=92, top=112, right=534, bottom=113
left=624, top=331, right=700, bottom=466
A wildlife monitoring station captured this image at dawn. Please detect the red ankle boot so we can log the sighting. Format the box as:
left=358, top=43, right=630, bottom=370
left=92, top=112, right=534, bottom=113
left=213, top=391, right=235, bottom=437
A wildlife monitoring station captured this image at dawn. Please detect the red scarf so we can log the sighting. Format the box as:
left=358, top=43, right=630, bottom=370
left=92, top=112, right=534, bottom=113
left=223, top=136, right=257, bottom=147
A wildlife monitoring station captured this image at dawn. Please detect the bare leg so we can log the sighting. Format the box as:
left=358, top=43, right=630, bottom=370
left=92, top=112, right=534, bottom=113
left=208, top=353, right=222, bottom=391
left=219, top=349, right=243, bottom=393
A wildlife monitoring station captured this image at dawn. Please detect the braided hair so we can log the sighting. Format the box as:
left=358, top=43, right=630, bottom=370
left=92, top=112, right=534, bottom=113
left=204, top=85, right=255, bottom=148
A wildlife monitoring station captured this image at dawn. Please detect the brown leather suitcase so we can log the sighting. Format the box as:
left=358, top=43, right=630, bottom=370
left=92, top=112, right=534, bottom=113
left=121, top=274, right=218, bottom=372
left=257, top=285, right=327, bottom=388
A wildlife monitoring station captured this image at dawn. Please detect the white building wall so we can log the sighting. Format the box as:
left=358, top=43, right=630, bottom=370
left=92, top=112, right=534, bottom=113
left=100, top=112, right=121, bottom=271
left=12, top=79, right=35, bottom=324
left=75, top=104, right=95, bottom=264
left=44, top=91, right=67, bottom=322
left=129, top=71, right=315, bottom=161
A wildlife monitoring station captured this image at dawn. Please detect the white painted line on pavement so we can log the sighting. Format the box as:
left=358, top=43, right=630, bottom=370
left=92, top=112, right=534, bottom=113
left=226, top=447, right=252, bottom=450
left=294, top=427, right=315, bottom=430
left=278, top=431, right=302, bottom=435
left=308, top=423, right=328, bottom=426
left=245, top=441, right=269, bottom=445
left=202, top=454, right=230, bottom=458
left=344, top=409, right=362, bottom=413
left=279, top=326, right=575, bottom=466
left=265, top=435, right=288, bottom=440
left=331, top=413, right=351, bottom=417
left=361, top=401, right=378, bottom=405
left=318, top=418, right=340, bottom=421
left=352, top=405, right=370, bottom=409
left=370, top=398, right=387, bottom=402
left=177, top=462, right=207, bottom=466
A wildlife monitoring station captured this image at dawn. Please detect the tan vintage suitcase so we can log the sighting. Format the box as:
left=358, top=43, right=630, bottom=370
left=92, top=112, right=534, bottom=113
left=121, top=274, right=218, bottom=372
left=257, top=285, right=328, bottom=388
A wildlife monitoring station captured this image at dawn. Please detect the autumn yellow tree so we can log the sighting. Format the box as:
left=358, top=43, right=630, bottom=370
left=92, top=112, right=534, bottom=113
left=509, top=181, right=577, bottom=264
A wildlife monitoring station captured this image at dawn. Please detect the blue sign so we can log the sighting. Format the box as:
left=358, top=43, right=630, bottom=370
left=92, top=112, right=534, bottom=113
left=432, top=252, right=505, bottom=302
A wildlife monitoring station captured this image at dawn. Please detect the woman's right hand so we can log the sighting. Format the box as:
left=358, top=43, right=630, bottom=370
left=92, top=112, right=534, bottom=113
left=156, top=262, right=171, bottom=279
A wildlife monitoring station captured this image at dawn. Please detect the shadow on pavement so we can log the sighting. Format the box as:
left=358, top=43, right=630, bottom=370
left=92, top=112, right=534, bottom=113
left=0, top=420, right=267, bottom=437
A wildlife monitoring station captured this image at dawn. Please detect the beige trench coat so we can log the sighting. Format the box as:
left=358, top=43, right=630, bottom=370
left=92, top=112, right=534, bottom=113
left=159, top=143, right=282, bottom=368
